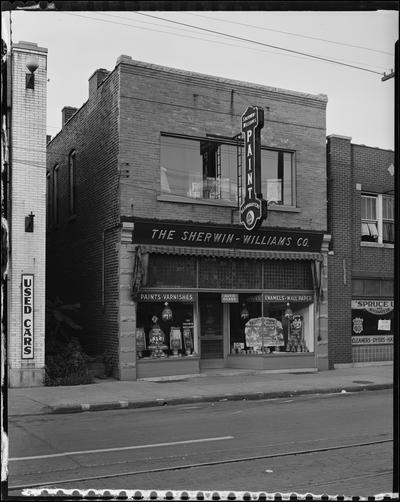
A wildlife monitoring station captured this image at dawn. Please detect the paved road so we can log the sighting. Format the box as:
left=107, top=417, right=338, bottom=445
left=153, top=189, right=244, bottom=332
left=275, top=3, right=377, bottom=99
left=8, top=389, right=393, bottom=497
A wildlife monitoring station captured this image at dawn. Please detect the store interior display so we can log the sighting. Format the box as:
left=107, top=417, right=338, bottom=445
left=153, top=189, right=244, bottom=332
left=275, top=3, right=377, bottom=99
left=230, top=296, right=312, bottom=354
left=136, top=302, right=195, bottom=359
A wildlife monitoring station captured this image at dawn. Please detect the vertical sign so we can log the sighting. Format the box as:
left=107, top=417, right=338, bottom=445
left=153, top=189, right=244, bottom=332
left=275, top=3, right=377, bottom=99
left=240, top=106, right=268, bottom=231
left=21, top=274, right=34, bottom=359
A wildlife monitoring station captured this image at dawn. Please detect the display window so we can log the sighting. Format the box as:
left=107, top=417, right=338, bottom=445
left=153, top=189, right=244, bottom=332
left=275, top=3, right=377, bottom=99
left=351, top=299, right=394, bottom=344
left=136, top=301, right=196, bottom=359
left=229, top=294, right=314, bottom=354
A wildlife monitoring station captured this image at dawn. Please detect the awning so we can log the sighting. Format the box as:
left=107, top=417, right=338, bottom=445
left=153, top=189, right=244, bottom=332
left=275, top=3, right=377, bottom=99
left=139, top=245, right=322, bottom=261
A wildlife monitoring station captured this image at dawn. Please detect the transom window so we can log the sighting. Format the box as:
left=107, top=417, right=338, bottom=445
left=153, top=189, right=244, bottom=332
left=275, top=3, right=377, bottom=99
left=160, top=134, right=295, bottom=205
left=361, top=193, right=394, bottom=244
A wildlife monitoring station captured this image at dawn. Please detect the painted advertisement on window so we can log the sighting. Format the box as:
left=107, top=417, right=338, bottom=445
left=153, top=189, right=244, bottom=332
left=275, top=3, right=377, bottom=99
left=351, top=298, right=394, bottom=345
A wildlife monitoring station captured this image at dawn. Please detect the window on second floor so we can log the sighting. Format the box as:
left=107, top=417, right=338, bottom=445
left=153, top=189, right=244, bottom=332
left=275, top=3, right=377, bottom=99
left=53, top=164, right=59, bottom=226
left=160, top=134, right=295, bottom=205
left=46, top=170, right=52, bottom=229
left=361, top=193, right=394, bottom=244
left=68, top=150, right=76, bottom=215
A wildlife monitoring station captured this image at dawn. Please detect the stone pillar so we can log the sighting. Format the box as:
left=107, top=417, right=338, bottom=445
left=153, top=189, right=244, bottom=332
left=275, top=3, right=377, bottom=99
left=316, top=234, right=331, bottom=371
left=8, top=41, right=47, bottom=387
left=118, top=222, right=137, bottom=380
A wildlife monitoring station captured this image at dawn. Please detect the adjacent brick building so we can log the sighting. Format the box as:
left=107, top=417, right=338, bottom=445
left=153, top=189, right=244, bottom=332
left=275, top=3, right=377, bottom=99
left=47, top=56, right=331, bottom=381
left=7, top=41, right=47, bottom=386
left=327, top=135, right=394, bottom=367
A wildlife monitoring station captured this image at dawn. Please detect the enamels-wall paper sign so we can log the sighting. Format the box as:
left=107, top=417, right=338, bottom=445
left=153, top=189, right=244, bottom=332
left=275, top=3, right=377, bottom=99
left=22, top=274, right=34, bottom=359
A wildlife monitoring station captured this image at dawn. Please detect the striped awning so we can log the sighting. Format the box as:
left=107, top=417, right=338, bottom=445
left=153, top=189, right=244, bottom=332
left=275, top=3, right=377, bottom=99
left=139, top=245, right=322, bottom=261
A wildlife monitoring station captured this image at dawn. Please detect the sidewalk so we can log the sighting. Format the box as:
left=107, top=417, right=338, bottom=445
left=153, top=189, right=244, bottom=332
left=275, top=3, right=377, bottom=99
left=7, top=363, right=393, bottom=417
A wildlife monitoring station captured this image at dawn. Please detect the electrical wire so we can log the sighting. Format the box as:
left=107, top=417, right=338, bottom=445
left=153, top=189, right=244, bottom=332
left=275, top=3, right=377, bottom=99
left=62, top=12, right=387, bottom=74
left=187, top=12, right=395, bottom=56
left=132, top=12, right=385, bottom=76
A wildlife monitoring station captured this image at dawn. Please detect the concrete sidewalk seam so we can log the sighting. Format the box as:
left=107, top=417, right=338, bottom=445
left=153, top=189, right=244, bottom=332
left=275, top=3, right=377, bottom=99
left=21, top=382, right=392, bottom=417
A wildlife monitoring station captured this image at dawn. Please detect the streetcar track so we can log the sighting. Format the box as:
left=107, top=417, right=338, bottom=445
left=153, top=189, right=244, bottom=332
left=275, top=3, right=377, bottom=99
left=8, top=438, right=392, bottom=491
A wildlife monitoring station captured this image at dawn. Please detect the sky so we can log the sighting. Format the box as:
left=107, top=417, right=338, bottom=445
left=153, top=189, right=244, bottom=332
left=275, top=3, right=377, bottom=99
left=3, top=8, right=398, bottom=150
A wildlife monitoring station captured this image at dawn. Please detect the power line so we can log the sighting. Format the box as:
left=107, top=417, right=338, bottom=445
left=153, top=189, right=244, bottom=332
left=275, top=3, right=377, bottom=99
left=187, top=12, right=395, bottom=57
left=64, top=12, right=387, bottom=74
left=133, top=11, right=383, bottom=76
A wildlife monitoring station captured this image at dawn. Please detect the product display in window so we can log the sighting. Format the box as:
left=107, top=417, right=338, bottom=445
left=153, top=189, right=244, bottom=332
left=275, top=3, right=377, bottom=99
left=230, top=296, right=313, bottom=354
left=148, top=316, right=168, bottom=358
left=136, top=302, right=196, bottom=359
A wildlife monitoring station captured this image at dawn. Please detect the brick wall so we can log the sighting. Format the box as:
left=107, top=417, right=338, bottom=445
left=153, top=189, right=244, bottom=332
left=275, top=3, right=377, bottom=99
left=47, top=57, right=329, bottom=379
left=117, top=58, right=328, bottom=232
left=9, top=42, right=47, bottom=387
left=46, top=69, right=121, bottom=364
left=327, top=135, right=394, bottom=366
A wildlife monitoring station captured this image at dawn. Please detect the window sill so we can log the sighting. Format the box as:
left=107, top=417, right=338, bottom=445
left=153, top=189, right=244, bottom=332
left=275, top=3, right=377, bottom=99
left=157, top=194, right=237, bottom=208
left=360, top=242, right=394, bottom=249
left=268, top=204, right=300, bottom=213
left=157, top=194, right=300, bottom=212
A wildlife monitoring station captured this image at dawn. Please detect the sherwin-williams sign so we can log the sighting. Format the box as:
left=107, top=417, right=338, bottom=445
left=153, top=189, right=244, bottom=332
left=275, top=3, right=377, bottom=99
left=240, top=106, right=268, bottom=231
left=131, top=220, right=323, bottom=253
left=21, top=274, right=34, bottom=359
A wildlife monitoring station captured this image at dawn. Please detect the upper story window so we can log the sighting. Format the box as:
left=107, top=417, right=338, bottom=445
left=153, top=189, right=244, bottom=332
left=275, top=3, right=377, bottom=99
left=160, top=134, right=295, bottom=205
left=46, top=170, right=52, bottom=229
left=361, top=193, right=394, bottom=244
left=68, top=150, right=76, bottom=215
left=53, top=164, right=59, bottom=226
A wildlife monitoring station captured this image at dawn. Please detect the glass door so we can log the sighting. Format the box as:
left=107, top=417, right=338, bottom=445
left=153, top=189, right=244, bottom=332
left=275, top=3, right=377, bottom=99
left=199, top=293, right=224, bottom=359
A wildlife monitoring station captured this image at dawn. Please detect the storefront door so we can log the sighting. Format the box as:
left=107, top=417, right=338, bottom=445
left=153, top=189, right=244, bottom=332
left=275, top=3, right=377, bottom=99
left=199, top=293, right=224, bottom=363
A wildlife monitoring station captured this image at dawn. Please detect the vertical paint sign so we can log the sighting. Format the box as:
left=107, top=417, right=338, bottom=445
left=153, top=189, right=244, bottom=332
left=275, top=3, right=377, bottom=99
left=22, top=274, right=34, bottom=359
left=240, top=106, right=268, bottom=231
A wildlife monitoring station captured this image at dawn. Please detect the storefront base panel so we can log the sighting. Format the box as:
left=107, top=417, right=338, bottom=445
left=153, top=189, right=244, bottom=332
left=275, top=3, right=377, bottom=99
left=8, top=367, right=45, bottom=387
left=137, top=357, right=200, bottom=379
left=200, top=359, right=227, bottom=370
left=352, top=344, right=393, bottom=363
left=227, top=353, right=316, bottom=371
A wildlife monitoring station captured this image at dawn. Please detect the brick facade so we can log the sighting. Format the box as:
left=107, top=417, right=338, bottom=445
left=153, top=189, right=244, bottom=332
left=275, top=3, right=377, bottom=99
left=47, top=56, right=329, bottom=380
left=327, top=135, right=394, bottom=367
left=8, top=42, right=47, bottom=387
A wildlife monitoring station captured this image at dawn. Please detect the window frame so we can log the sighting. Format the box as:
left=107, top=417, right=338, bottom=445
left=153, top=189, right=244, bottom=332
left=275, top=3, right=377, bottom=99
left=159, top=132, right=296, bottom=208
left=46, top=170, right=52, bottom=229
left=52, top=164, right=59, bottom=226
left=68, top=150, right=77, bottom=216
left=361, top=193, right=394, bottom=245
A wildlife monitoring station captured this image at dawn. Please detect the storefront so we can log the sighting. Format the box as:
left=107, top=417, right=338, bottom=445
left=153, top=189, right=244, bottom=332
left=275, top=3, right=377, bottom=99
left=131, top=219, right=328, bottom=379
left=351, top=299, right=394, bottom=363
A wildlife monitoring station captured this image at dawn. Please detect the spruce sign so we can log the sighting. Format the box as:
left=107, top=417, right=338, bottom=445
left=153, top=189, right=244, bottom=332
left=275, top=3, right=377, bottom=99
left=240, top=106, right=268, bottom=231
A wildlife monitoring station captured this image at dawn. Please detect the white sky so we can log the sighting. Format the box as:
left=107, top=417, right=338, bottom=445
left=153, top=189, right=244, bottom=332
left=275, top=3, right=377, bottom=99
left=4, top=8, right=398, bottom=149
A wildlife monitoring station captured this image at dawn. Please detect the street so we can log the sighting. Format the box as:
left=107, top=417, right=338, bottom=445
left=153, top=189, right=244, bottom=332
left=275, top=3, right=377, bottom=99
left=8, top=389, right=393, bottom=497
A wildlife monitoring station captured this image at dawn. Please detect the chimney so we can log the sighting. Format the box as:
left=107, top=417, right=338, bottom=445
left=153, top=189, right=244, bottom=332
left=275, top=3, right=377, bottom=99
left=88, top=68, right=110, bottom=99
left=62, top=106, right=78, bottom=127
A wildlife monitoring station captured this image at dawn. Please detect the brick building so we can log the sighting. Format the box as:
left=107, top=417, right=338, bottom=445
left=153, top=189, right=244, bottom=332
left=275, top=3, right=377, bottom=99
left=7, top=41, right=48, bottom=386
left=327, top=135, right=394, bottom=367
left=47, top=56, right=331, bottom=381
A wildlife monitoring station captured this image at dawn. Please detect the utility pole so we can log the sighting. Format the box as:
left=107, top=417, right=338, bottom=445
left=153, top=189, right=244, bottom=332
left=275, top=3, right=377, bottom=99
left=381, top=69, right=395, bottom=81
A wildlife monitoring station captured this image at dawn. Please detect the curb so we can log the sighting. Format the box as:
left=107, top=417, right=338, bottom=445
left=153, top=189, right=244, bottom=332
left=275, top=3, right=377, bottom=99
left=43, top=383, right=393, bottom=415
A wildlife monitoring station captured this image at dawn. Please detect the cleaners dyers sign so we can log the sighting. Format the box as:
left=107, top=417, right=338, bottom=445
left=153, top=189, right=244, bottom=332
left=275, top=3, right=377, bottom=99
left=240, top=106, right=268, bottom=231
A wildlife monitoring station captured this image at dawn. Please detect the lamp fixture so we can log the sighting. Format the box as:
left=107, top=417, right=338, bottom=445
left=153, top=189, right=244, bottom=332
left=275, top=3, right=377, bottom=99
left=284, top=302, right=293, bottom=319
left=26, top=56, right=39, bottom=89
left=161, top=302, right=173, bottom=322
left=240, top=303, right=249, bottom=321
left=25, top=212, right=35, bottom=232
